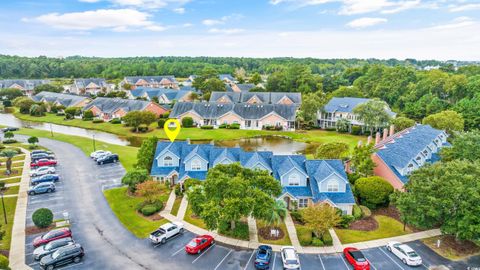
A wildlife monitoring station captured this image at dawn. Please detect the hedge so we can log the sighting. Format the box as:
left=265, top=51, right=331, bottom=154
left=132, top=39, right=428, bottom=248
left=353, top=205, right=363, bottom=220
left=200, top=125, right=214, bottom=129
left=0, top=254, right=10, bottom=270
left=32, top=208, right=53, bottom=228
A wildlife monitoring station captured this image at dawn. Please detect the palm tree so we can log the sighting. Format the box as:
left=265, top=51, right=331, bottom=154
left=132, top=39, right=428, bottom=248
left=0, top=150, right=17, bottom=176
left=266, top=200, right=288, bottom=228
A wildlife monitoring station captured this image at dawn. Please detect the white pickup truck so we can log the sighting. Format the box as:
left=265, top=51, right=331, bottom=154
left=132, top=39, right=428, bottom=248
left=149, top=222, right=184, bottom=244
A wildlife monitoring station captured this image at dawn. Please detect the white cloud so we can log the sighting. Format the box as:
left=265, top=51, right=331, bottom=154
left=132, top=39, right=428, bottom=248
left=79, top=0, right=190, bottom=9
left=208, top=28, right=245, bottom=34
left=346, top=17, right=387, bottom=28
left=449, top=3, right=480, bottom=12
left=173, top=7, right=185, bottom=14
left=202, top=14, right=243, bottom=26
left=32, top=9, right=165, bottom=32
left=79, top=0, right=102, bottom=2
left=429, top=16, right=476, bottom=30
left=202, top=19, right=223, bottom=26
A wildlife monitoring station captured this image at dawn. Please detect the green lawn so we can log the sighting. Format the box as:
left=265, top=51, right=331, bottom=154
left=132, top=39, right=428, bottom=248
left=103, top=187, right=168, bottom=238
left=0, top=197, right=18, bottom=251
left=184, top=203, right=207, bottom=230
left=219, top=221, right=249, bottom=241
left=0, top=155, right=25, bottom=162
left=3, top=185, right=19, bottom=195
left=0, top=177, right=21, bottom=184
left=335, top=215, right=411, bottom=244
left=0, top=168, right=23, bottom=179
left=257, top=220, right=292, bottom=246
left=171, top=196, right=183, bottom=217
left=13, top=128, right=138, bottom=171
left=13, top=111, right=365, bottom=150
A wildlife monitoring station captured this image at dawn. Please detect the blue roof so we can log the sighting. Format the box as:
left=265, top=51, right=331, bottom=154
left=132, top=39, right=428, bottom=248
left=241, top=151, right=273, bottom=171
left=272, top=155, right=307, bottom=179
left=324, top=97, right=371, bottom=113
left=283, top=186, right=312, bottom=197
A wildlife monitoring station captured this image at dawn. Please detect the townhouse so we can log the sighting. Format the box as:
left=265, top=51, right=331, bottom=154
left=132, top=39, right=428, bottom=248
left=218, top=74, right=235, bottom=84
left=371, top=124, right=449, bottom=190
left=32, top=92, right=92, bottom=108
left=69, top=78, right=112, bottom=95
left=210, top=91, right=301, bottom=106
left=128, top=87, right=195, bottom=104
left=170, top=102, right=297, bottom=130
left=317, top=97, right=396, bottom=129
left=229, top=83, right=256, bottom=92
left=83, top=97, right=168, bottom=121
left=151, top=141, right=355, bottom=214
left=0, top=79, right=51, bottom=96
left=122, top=76, right=179, bottom=89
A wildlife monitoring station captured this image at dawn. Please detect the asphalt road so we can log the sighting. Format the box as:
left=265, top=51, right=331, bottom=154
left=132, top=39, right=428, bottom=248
left=6, top=134, right=479, bottom=270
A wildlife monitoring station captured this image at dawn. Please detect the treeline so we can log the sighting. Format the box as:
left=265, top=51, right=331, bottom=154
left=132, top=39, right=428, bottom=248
left=0, top=54, right=456, bottom=80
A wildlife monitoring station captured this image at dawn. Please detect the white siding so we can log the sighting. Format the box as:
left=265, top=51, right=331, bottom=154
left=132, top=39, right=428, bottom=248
left=157, top=152, right=180, bottom=167
left=185, top=156, right=208, bottom=171
left=319, top=174, right=346, bottom=193
left=281, top=169, right=307, bottom=186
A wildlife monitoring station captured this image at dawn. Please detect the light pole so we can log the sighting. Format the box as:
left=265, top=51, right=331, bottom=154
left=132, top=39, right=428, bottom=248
left=0, top=189, right=7, bottom=224
left=50, top=123, right=54, bottom=137
left=92, top=134, right=96, bottom=152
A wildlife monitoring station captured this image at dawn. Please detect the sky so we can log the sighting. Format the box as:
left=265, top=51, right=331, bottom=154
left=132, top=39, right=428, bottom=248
left=1, top=0, right=480, bottom=60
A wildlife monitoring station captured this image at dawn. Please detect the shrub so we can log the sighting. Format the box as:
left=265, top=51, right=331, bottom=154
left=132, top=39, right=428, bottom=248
left=184, top=178, right=202, bottom=191
left=121, top=169, right=149, bottom=192
left=347, top=173, right=361, bottom=185
left=351, top=125, right=362, bottom=135
left=338, top=215, right=355, bottom=229
left=0, top=144, right=4, bottom=150
left=56, top=112, right=65, bottom=116
left=82, top=110, right=94, bottom=120
left=355, top=176, right=394, bottom=209
left=218, top=221, right=249, bottom=240
left=360, top=205, right=372, bottom=217
left=141, top=205, right=158, bottom=216
left=290, top=210, right=304, bottom=224
left=29, top=104, right=45, bottom=116
left=200, top=125, right=213, bottom=129
left=311, top=237, right=324, bottom=247
left=325, top=127, right=336, bottom=132
left=2, top=139, right=17, bottom=144
left=157, top=119, right=166, bottom=129
left=0, top=254, right=10, bottom=270
left=218, top=123, right=228, bottom=129
left=352, top=205, right=363, bottom=220
left=174, top=184, right=182, bottom=196
left=2, top=100, right=12, bottom=107
left=137, top=126, right=149, bottom=133
left=161, top=112, right=170, bottom=119
left=32, top=208, right=53, bottom=228
left=64, top=107, right=81, bottom=116
left=228, top=123, right=241, bottom=129
left=182, top=117, right=194, bottom=127
left=110, top=118, right=121, bottom=124
left=322, top=232, right=333, bottom=246
left=92, top=119, right=104, bottom=123
left=297, top=226, right=313, bottom=246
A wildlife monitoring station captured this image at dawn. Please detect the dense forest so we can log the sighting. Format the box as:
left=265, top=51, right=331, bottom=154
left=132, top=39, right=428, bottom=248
left=0, top=55, right=467, bottom=80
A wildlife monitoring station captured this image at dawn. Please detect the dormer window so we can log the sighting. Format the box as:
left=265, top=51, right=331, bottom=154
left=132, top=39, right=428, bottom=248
left=163, top=156, right=173, bottom=166
left=288, top=173, right=300, bottom=186
left=327, top=179, right=339, bottom=192
left=416, top=156, right=422, bottom=161
left=191, top=159, right=202, bottom=171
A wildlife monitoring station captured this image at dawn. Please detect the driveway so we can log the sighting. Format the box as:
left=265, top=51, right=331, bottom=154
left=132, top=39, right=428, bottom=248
left=7, top=134, right=479, bottom=270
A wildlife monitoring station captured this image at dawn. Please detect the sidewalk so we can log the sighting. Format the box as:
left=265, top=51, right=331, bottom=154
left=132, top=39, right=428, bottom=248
left=176, top=196, right=188, bottom=221
left=8, top=148, right=32, bottom=270
left=284, top=212, right=303, bottom=252
left=247, top=216, right=258, bottom=243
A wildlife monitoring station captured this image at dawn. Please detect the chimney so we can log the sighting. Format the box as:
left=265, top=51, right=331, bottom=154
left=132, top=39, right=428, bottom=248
left=383, top=128, right=388, bottom=140
left=375, top=132, right=381, bottom=144
left=389, top=125, right=395, bottom=136
left=367, top=136, right=372, bottom=145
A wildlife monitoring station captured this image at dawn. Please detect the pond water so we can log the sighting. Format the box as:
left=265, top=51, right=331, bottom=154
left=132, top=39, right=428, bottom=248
left=0, top=113, right=316, bottom=155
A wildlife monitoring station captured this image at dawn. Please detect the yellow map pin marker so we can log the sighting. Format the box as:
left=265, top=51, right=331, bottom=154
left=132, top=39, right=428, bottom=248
left=164, top=119, right=181, bottom=142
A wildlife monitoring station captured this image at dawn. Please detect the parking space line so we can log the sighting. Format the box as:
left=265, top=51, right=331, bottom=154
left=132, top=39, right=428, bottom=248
left=366, top=259, right=378, bottom=270
left=244, top=250, right=256, bottom=270
left=56, top=262, right=84, bottom=270
left=214, top=249, right=232, bottom=270
left=379, top=247, right=406, bottom=270
left=153, top=233, right=183, bottom=248
left=28, top=262, right=39, bottom=266
left=273, top=253, right=276, bottom=268
left=191, top=244, right=215, bottom=264
left=317, top=255, right=326, bottom=270
left=340, top=254, right=351, bottom=269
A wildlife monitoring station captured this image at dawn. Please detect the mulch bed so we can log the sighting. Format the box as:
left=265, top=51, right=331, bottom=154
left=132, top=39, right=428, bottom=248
left=25, top=225, right=55, bottom=236
left=146, top=214, right=164, bottom=221
left=438, top=235, right=480, bottom=256
left=258, top=226, right=285, bottom=240
left=348, top=216, right=379, bottom=231
left=0, top=250, right=9, bottom=258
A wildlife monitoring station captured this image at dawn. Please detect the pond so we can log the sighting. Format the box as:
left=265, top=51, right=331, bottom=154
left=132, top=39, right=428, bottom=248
left=0, top=113, right=317, bottom=155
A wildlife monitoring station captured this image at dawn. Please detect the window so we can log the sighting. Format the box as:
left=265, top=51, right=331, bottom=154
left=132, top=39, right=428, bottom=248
left=163, top=156, right=173, bottom=166
left=288, top=173, right=300, bottom=186
left=298, top=198, right=308, bottom=208
left=191, top=159, right=202, bottom=171
left=327, top=180, right=339, bottom=192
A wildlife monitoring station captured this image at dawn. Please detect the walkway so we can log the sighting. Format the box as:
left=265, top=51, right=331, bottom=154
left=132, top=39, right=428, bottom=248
left=284, top=212, right=303, bottom=252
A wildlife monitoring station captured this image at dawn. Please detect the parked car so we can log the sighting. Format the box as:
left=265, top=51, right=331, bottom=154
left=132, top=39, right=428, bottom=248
left=96, top=154, right=119, bottom=165
left=33, top=237, right=74, bottom=260
left=33, top=228, right=72, bottom=248
left=31, top=159, right=57, bottom=168
left=149, top=222, right=184, bottom=244
left=39, top=243, right=84, bottom=270
left=93, top=152, right=112, bottom=161
left=90, top=150, right=110, bottom=159
left=254, top=245, right=272, bottom=269
left=31, top=150, right=53, bottom=157
left=30, top=167, right=56, bottom=177
left=344, top=247, right=370, bottom=270
left=31, top=174, right=59, bottom=185
left=386, top=241, right=423, bottom=266
left=280, top=246, right=301, bottom=270
left=1, top=127, right=19, bottom=132
left=185, top=235, right=214, bottom=254
left=31, top=153, right=55, bottom=161
left=28, top=182, right=55, bottom=195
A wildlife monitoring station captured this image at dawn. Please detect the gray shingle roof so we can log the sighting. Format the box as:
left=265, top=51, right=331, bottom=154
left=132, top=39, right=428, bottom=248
left=124, top=76, right=177, bottom=84
left=74, top=78, right=108, bottom=89
left=83, top=97, right=152, bottom=114
left=209, top=92, right=302, bottom=105
left=323, top=97, right=395, bottom=117
left=0, top=79, right=51, bottom=91
left=33, top=92, right=90, bottom=108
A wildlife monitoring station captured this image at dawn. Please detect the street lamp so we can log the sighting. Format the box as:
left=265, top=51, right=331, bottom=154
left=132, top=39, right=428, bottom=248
left=0, top=184, right=7, bottom=224
left=92, top=134, right=96, bottom=152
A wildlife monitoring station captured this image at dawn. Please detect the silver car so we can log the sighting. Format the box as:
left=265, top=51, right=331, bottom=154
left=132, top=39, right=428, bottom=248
left=33, top=237, right=74, bottom=260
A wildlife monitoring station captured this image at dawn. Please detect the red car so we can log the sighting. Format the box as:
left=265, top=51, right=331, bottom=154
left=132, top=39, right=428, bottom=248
left=185, top=235, right=214, bottom=254
left=31, top=159, right=57, bottom=168
left=344, top=247, right=371, bottom=270
left=33, top=228, right=72, bottom=248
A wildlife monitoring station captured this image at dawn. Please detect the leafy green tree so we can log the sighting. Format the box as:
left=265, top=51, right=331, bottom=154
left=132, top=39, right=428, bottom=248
left=301, top=204, right=341, bottom=238
left=29, top=104, right=45, bottom=116
left=391, top=160, right=480, bottom=241
left=33, top=84, right=63, bottom=94
left=3, top=132, right=14, bottom=140
left=121, top=169, right=149, bottom=192
left=234, top=67, right=246, bottom=83
left=187, top=185, right=207, bottom=216
left=355, top=176, right=393, bottom=209
left=353, top=99, right=392, bottom=135
left=453, top=93, right=480, bottom=131
left=422, top=110, right=464, bottom=133
left=392, top=117, right=415, bottom=132
left=187, top=163, right=282, bottom=231
left=249, top=72, right=262, bottom=85
left=264, top=200, right=287, bottom=227
left=329, top=86, right=364, bottom=98
left=135, top=136, right=158, bottom=172
left=298, top=91, right=326, bottom=128
left=135, top=180, right=163, bottom=203
left=440, top=131, right=480, bottom=162
left=181, top=117, right=194, bottom=127
left=82, top=110, right=94, bottom=120
left=13, top=97, right=35, bottom=114
left=350, top=143, right=376, bottom=177
left=266, top=65, right=323, bottom=93
left=0, top=88, right=23, bottom=100
left=28, top=136, right=39, bottom=146
left=335, top=118, right=351, bottom=132
left=314, top=142, right=349, bottom=159
left=64, top=107, right=81, bottom=118
left=32, top=208, right=53, bottom=228
left=123, top=111, right=157, bottom=133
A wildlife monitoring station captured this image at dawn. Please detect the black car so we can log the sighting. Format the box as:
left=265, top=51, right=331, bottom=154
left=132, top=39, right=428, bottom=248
left=97, top=154, right=119, bottom=165
left=31, top=174, right=60, bottom=185
left=31, top=153, right=55, bottom=162
left=33, top=237, right=74, bottom=260
left=31, top=150, right=53, bottom=157
left=1, top=127, right=19, bottom=132
left=39, top=243, right=84, bottom=270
